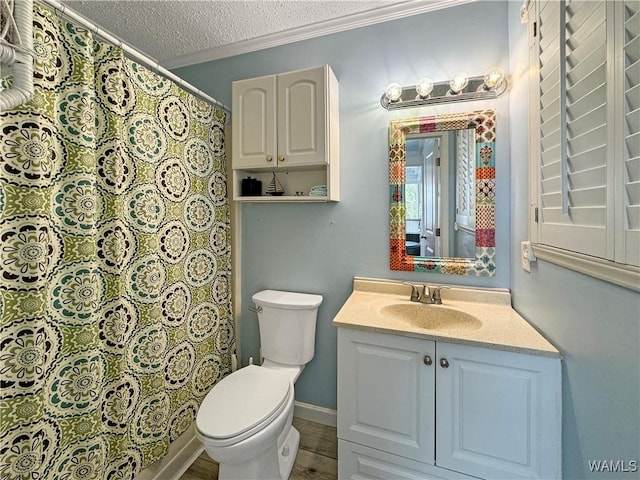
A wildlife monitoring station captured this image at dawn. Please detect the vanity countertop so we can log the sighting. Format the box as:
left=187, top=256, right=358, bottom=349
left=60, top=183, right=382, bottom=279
left=332, top=277, right=560, bottom=358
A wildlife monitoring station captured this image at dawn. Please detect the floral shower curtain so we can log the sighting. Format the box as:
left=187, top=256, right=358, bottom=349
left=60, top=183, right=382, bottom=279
left=0, top=3, right=234, bottom=479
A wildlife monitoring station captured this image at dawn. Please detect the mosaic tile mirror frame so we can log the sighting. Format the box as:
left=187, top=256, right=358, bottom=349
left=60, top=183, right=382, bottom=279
left=389, top=109, right=496, bottom=276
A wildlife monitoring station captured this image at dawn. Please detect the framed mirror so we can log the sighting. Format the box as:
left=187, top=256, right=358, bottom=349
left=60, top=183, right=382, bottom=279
left=389, top=110, right=496, bottom=276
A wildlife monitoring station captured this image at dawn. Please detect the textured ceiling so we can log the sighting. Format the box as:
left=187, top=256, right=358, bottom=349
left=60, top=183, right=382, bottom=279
left=61, top=0, right=421, bottom=67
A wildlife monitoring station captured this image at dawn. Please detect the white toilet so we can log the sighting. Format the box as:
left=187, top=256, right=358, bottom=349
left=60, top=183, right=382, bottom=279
left=195, top=289, right=323, bottom=480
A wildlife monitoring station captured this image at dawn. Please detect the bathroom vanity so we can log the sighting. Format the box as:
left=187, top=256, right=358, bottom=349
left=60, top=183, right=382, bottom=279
left=333, top=278, right=562, bottom=480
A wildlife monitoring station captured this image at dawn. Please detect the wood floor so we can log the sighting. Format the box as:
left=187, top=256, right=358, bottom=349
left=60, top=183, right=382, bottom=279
left=179, top=417, right=338, bottom=480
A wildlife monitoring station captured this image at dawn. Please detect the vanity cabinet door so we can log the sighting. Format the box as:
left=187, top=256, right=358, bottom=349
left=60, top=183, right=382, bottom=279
left=232, top=74, right=277, bottom=169
left=339, top=440, right=479, bottom=480
left=338, top=328, right=436, bottom=464
left=435, top=342, right=562, bottom=480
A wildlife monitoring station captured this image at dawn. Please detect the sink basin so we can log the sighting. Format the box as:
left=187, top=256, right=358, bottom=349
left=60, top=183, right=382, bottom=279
left=379, top=303, right=482, bottom=332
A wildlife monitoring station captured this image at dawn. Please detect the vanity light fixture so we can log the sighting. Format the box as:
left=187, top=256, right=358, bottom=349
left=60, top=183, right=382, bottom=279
left=384, top=83, right=403, bottom=103
left=381, top=68, right=508, bottom=110
left=449, top=72, right=469, bottom=94
left=482, top=66, right=506, bottom=90
left=415, top=77, right=434, bottom=98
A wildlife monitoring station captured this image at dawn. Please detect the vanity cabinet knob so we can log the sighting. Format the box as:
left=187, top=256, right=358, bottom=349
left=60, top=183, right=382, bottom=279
left=266, top=155, right=273, bottom=162
left=423, top=355, right=433, bottom=366
left=278, top=155, right=285, bottom=162
left=439, top=358, right=449, bottom=368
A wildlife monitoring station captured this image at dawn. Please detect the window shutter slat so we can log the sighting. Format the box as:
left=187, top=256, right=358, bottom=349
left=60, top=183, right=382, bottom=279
left=566, top=83, right=606, bottom=120
left=567, top=104, right=606, bottom=138
left=542, top=192, right=561, bottom=208
left=566, top=0, right=601, bottom=31
left=625, top=27, right=640, bottom=63
left=569, top=186, right=607, bottom=207
left=543, top=206, right=606, bottom=227
left=542, top=159, right=562, bottom=179
left=626, top=131, right=640, bottom=161
left=627, top=205, right=640, bottom=230
left=566, top=63, right=606, bottom=104
left=568, top=163, right=606, bottom=190
left=625, top=83, right=640, bottom=112
left=567, top=125, right=607, bottom=159
left=627, top=181, right=640, bottom=206
left=540, top=111, right=561, bottom=137
left=626, top=154, right=640, bottom=182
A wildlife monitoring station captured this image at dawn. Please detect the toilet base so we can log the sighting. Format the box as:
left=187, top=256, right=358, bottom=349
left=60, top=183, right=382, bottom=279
left=216, top=425, right=300, bottom=480
left=278, top=426, right=300, bottom=479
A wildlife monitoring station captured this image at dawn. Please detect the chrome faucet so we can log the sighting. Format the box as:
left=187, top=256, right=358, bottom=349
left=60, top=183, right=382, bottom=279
left=430, top=286, right=450, bottom=305
left=402, top=282, right=429, bottom=303
left=402, top=282, right=450, bottom=305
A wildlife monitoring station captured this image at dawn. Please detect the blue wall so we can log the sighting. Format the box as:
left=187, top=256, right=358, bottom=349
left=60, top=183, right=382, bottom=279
left=506, top=3, right=640, bottom=479
left=176, top=1, right=640, bottom=477
left=177, top=1, right=511, bottom=411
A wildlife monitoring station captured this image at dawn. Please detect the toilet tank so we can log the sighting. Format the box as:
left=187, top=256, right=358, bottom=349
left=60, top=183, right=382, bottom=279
left=252, top=290, right=323, bottom=366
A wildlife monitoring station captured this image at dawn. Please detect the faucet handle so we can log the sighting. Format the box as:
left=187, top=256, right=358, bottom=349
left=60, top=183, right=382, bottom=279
left=430, top=286, right=450, bottom=305
left=401, top=282, right=421, bottom=302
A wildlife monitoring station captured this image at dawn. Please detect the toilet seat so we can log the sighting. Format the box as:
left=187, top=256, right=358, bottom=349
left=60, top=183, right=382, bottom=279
left=196, top=365, right=292, bottom=446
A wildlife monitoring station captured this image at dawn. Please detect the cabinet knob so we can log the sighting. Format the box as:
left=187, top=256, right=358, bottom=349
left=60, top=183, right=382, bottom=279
left=423, top=355, right=433, bottom=366
left=278, top=155, right=285, bottom=162
left=439, top=358, right=449, bottom=368
left=266, top=155, right=273, bottom=162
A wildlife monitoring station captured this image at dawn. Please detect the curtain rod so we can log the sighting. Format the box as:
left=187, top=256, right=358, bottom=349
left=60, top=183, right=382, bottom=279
left=40, top=0, right=231, bottom=114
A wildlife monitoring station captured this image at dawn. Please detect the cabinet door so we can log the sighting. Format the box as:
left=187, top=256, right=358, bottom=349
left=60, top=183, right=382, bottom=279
left=277, top=66, right=327, bottom=167
left=339, top=440, right=478, bottom=480
left=232, top=75, right=277, bottom=169
left=435, top=342, right=561, bottom=479
left=338, top=328, right=436, bottom=464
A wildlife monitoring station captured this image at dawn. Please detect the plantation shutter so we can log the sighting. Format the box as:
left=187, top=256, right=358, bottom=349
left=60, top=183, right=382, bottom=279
left=620, top=1, right=640, bottom=266
left=456, top=129, right=475, bottom=230
left=535, top=0, right=613, bottom=259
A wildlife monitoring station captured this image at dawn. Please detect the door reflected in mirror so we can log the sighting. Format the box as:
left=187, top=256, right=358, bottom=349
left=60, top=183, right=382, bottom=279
left=389, top=110, right=496, bottom=276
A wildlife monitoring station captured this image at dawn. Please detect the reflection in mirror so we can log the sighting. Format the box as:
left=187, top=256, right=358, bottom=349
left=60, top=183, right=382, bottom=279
left=389, top=110, right=496, bottom=276
left=405, top=129, right=476, bottom=258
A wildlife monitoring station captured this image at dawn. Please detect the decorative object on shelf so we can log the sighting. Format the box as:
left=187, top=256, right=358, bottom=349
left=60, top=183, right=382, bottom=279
left=266, top=172, right=285, bottom=196
left=309, top=185, right=327, bottom=197
left=241, top=177, right=262, bottom=196
left=380, top=67, right=507, bottom=110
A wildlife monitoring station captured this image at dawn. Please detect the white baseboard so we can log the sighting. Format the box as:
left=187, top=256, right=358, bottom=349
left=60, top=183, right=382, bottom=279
left=137, top=425, right=204, bottom=480
left=293, top=401, right=337, bottom=427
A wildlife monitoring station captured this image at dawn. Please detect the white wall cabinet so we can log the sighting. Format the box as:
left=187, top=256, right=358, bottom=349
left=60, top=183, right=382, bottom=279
left=337, top=327, right=562, bottom=480
left=231, top=65, right=339, bottom=201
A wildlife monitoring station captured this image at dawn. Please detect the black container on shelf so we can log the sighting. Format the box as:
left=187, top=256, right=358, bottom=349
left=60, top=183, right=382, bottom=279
left=241, top=177, right=262, bottom=196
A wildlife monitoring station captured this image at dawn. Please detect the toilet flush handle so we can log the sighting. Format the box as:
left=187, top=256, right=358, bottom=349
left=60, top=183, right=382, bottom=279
left=248, top=305, right=262, bottom=313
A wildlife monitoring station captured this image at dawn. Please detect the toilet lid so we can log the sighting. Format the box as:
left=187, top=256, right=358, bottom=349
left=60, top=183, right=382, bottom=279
left=197, top=365, right=291, bottom=439
left=252, top=290, right=322, bottom=309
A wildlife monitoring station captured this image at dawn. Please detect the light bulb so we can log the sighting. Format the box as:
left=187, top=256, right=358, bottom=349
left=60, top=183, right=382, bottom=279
left=449, top=72, right=468, bottom=94
left=415, top=78, right=434, bottom=98
left=484, top=67, right=505, bottom=89
left=385, top=83, right=403, bottom=102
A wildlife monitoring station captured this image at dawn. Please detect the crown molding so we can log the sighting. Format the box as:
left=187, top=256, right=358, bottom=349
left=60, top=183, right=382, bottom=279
left=163, top=0, right=475, bottom=69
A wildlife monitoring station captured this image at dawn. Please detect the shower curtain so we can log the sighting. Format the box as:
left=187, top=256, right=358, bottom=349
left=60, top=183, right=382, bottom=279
left=0, top=3, right=234, bottom=479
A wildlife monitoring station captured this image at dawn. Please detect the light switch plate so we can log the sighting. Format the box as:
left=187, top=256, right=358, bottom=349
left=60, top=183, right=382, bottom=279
left=521, top=240, right=536, bottom=272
